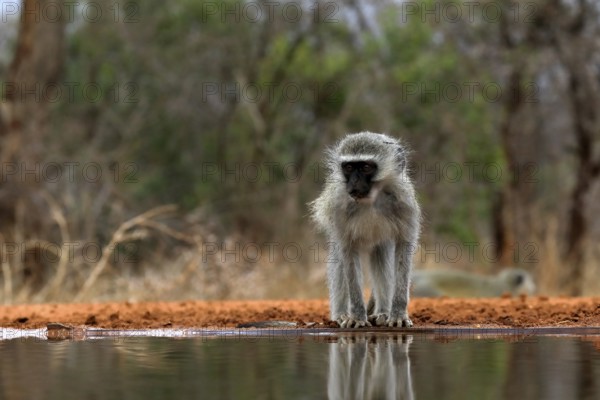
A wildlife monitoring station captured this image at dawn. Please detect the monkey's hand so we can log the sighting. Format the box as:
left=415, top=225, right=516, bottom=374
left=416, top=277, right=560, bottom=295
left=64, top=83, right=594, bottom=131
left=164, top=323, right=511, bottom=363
left=386, top=314, right=413, bottom=328
left=337, top=314, right=372, bottom=328
left=368, top=313, right=389, bottom=327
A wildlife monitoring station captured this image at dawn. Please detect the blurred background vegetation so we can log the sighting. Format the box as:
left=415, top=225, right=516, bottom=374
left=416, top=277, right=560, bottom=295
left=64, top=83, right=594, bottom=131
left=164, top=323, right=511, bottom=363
left=0, top=0, right=598, bottom=303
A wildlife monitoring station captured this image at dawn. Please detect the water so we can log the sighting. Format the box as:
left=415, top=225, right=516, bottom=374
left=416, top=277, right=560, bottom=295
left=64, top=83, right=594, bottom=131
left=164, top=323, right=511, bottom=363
left=1, top=332, right=600, bottom=399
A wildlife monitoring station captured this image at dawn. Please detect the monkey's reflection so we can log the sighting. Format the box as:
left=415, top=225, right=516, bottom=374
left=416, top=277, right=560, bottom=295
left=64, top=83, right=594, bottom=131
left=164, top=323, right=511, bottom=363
left=327, top=334, right=414, bottom=400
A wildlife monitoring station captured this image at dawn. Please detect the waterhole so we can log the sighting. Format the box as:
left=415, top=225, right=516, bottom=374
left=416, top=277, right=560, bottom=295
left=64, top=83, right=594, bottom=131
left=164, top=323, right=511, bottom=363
left=1, top=330, right=599, bottom=399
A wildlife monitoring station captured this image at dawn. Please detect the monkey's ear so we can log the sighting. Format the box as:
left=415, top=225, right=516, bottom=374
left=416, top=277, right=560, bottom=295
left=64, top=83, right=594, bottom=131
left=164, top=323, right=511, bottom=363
left=395, top=147, right=407, bottom=171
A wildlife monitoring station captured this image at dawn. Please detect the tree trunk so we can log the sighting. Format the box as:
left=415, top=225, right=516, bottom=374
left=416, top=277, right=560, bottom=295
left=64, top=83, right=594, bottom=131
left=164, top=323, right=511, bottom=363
left=0, top=0, right=66, bottom=162
left=0, top=0, right=67, bottom=302
left=495, top=5, right=538, bottom=269
left=558, top=31, right=600, bottom=295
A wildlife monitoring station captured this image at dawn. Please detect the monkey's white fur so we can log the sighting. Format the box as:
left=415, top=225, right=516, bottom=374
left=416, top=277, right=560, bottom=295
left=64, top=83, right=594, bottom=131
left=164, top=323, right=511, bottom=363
left=311, top=132, right=421, bottom=328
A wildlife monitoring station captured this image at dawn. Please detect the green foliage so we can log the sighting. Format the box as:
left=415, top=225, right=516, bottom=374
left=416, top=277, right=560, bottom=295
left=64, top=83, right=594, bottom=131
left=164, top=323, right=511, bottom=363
left=52, top=0, right=503, bottom=242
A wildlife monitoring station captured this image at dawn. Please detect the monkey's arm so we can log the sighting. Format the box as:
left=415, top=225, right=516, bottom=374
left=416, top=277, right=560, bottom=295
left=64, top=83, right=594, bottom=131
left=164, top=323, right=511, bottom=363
left=387, top=243, right=414, bottom=327
left=342, top=252, right=371, bottom=328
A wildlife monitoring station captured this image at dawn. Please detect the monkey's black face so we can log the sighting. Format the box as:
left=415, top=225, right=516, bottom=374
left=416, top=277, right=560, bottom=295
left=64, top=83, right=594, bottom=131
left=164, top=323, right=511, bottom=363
left=342, top=161, right=378, bottom=199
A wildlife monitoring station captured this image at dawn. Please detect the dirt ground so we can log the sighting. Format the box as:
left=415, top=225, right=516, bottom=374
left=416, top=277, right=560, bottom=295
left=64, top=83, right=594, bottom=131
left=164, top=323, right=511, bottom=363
left=1, top=296, right=600, bottom=329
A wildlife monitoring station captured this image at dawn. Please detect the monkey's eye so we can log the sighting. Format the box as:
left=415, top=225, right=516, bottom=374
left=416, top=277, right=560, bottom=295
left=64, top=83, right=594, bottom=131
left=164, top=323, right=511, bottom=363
left=343, top=164, right=354, bottom=173
left=362, top=164, right=374, bottom=173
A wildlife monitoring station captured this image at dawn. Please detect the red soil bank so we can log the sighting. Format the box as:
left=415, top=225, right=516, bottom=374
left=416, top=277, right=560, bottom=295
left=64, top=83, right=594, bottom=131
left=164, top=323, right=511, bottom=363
left=1, top=296, right=600, bottom=329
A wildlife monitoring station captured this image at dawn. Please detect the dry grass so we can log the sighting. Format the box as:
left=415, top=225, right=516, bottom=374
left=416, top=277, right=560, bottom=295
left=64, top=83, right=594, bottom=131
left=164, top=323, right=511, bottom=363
left=0, top=199, right=329, bottom=304
left=0, top=202, right=185, bottom=304
left=2, top=202, right=600, bottom=304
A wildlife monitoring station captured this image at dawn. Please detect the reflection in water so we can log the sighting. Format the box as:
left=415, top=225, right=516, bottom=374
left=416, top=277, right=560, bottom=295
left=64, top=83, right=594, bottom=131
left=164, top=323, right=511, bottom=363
left=328, top=335, right=414, bottom=400
left=0, top=333, right=600, bottom=399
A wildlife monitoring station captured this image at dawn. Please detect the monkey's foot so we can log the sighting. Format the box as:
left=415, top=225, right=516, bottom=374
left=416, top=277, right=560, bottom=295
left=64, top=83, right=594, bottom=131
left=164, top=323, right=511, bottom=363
left=368, top=313, right=389, bottom=326
left=337, top=315, right=372, bottom=328
left=386, top=315, right=413, bottom=328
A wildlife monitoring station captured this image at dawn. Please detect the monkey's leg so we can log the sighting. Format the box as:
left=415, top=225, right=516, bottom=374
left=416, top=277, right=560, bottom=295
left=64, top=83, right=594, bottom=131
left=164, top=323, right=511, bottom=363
left=327, top=242, right=349, bottom=324
left=368, top=244, right=393, bottom=326
left=340, top=251, right=371, bottom=328
left=388, top=242, right=414, bottom=328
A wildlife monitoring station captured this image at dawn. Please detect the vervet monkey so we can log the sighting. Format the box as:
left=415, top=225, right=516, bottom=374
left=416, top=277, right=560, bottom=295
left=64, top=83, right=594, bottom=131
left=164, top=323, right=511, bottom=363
left=311, top=132, right=421, bottom=328
left=411, top=268, right=536, bottom=298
